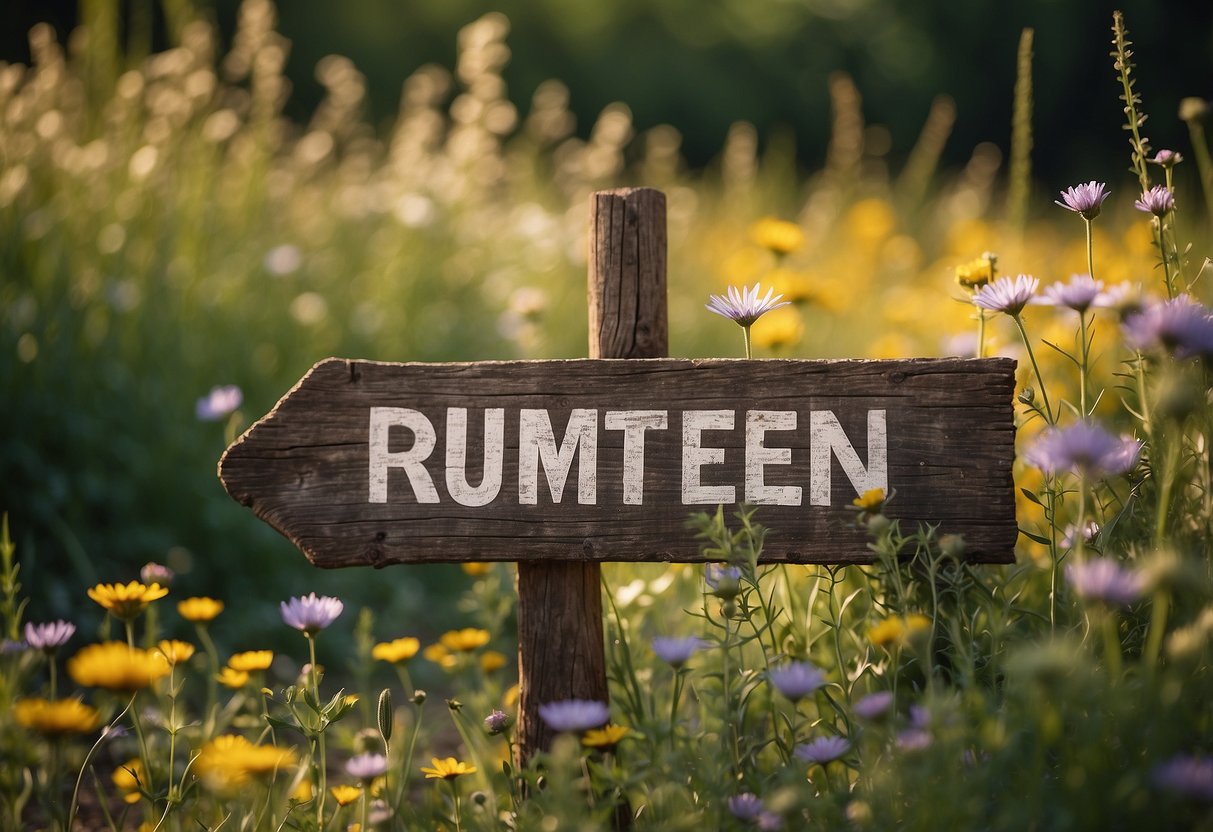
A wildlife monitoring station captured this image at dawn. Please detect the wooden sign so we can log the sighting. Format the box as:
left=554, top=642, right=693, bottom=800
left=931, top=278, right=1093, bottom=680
left=219, top=356, right=1017, bottom=566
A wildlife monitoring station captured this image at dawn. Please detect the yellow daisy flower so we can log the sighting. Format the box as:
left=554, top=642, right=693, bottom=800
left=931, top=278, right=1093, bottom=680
left=87, top=581, right=169, bottom=620
left=68, top=642, right=171, bottom=691
left=867, top=616, right=905, bottom=648
left=112, top=758, right=146, bottom=804
left=194, top=735, right=298, bottom=793
left=330, top=785, right=362, bottom=806
left=749, top=217, right=805, bottom=255
left=372, top=638, right=420, bottom=664
left=954, top=253, right=997, bottom=290
left=14, top=698, right=100, bottom=735
left=177, top=597, right=224, bottom=622
left=227, top=650, right=273, bottom=672
left=217, top=667, right=250, bottom=689
left=421, top=757, right=477, bottom=780
left=461, top=562, right=492, bottom=576
left=423, top=643, right=457, bottom=670
left=157, top=640, right=196, bottom=665
left=479, top=650, right=508, bottom=673
left=440, top=628, right=491, bottom=652
left=582, top=724, right=631, bottom=750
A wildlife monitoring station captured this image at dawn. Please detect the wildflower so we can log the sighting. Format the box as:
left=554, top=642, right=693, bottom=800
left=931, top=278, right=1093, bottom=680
left=853, top=691, right=895, bottom=720
left=280, top=592, right=343, bottom=635
left=851, top=487, right=885, bottom=512
left=480, top=650, right=508, bottom=672
left=1025, top=422, right=1142, bottom=478
left=728, top=793, right=765, bottom=822
left=1150, top=149, right=1183, bottom=168
left=538, top=699, right=610, bottom=732
left=217, top=667, right=250, bottom=689
left=420, top=757, right=477, bottom=780
left=1061, top=521, right=1100, bottom=550
left=582, top=724, right=630, bottom=750
left=196, top=385, right=243, bottom=421
left=228, top=650, right=273, bottom=671
left=24, top=620, right=75, bottom=651
left=1123, top=296, right=1213, bottom=359
left=651, top=636, right=706, bottom=667
left=768, top=661, right=827, bottom=701
left=972, top=275, right=1039, bottom=316
left=291, top=779, right=315, bottom=803
left=439, top=627, right=490, bottom=652
left=954, top=253, right=996, bottom=290
left=156, top=640, right=196, bottom=665
left=112, top=758, right=146, bottom=804
left=423, top=643, right=457, bottom=669
left=757, top=812, right=784, bottom=831
left=68, top=642, right=171, bottom=691
left=896, top=728, right=933, bottom=751
left=794, top=735, right=852, bottom=764
left=1135, top=185, right=1176, bottom=217
left=705, top=564, right=742, bottom=599
left=330, top=785, right=362, bottom=807
left=87, top=581, right=169, bottom=620
left=14, top=698, right=100, bottom=735
left=140, top=562, right=174, bottom=586
left=1103, top=282, right=1146, bottom=318
left=1154, top=754, right=1213, bottom=801
left=484, top=709, right=514, bottom=735
left=1054, top=181, right=1110, bottom=220
left=750, top=305, right=804, bottom=350
left=1066, top=559, right=1145, bottom=607
left=346, top=753, right=389, bottom=782
left=178, top=596, right=224, bottom=622
left=372, top=637, right=420, bottom=664
left=868, top=616, right=905, bottom=647
left=461, top=562, right=492, bottom=576
left=194, top=735, right=298, bottom=793
left=1033, top=274, right=1111, bottom=314
left=706, top=283, right=791, bottom=328
left=749, top=217, right=805, bottom=255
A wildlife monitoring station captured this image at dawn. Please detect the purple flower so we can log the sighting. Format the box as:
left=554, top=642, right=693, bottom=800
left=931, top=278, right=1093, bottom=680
left=972, top=275, right=1039, bottom=316
left=1103, top=282, right=1146, bottom=317
left=1024, top=422, right=1142, bottom=479
left=705, top=564, right=742, bottom=599
left=1134, top=185, right=1176, bottom=217
left=651, top=636, right=706, bottom=667
left=706, top=283, right=791, bottom=328
left=896, top=728, right=933, bottom=751
left=1154, top=754, right=1213, bottom=801
left=1066, top=558, right=1145, bottom=606
left=1061, top=521, right=1100, bottom=549
left=1123, top=296, right=1213, bottom=359
left=484, top=709, right=514, bottom=735
left=280, top=592, right=344, bottom=634
left=1150, top=150, right=1183, bottom=168
left=852, top=691, right=894, bottom=720
left=24, top=620, right=76, bottom=651
left=1055, top=181, right=1110, bottom=220
left=728, top=793, right=765, bottom=822
left=346, top=753, right=389, bottom=781
left=757, top=811, right=784, bottom=831
left=196, top=385, right=243, bottom=421
left=1033, top=274, right=1110, bottom=314
left=140, top=562, right=174, bottom=586
left=794, top=735, right=852, bottom=764
left=538, top=699, right=609, bottom=733
left=768, top=661, right=827, bottom=701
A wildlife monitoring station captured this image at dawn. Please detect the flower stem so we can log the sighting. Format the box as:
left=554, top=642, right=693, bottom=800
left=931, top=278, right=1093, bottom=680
left=1084, top=217, right=1096, bottom=282
left=1012, top=313, right=1054, bottom=423
left=977, top=309, right=986, bottom=359
left=1078, top=310, right=1090, bottom=417
left=308, top=634, right=327, bottom=827
left=1144, top=590, right=1170, bottom=670
left=742, top=325, right=753, bottom=360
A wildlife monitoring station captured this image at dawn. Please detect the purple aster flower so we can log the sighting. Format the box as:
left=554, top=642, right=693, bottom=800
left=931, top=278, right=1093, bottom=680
left=728, top=793, right=765, bottom=822
left=484, top=709, right=514, bottom=735
left=908, top=704, right=932, bottom=729
left=794, top=735, right=852, bottom=764
left=1150, top=150, right=1183, bottom=168
left=1123, top=296, right=1213, bottom=359
left=1103, top=282, right=1146, bottom=317
left=346, top=753, right=389, bottom=782
left=972, top=275, right=1039, bottom=316
left=196, top=385, right=243, bottom=421
left=768, top=661, right=827, bottom=701
left=896, top=728, right=933, bottom=751
left=280, top=592, right=344, bottom=635
left=538, top=699, right=609, bottom=733
left=706, top=283, right=791, bottom=328
left=852, top=690, right=894, bottom=720
left=1, top=638, right=28, bottom=653
left=1055, top=181, right=1110, bottom=220
left=757, top=811, right=784, bottom=831
left=1061, top=521, right=1100, bottom=549
left=1134, top=185, right=1176, bottom=217
left=651, top=636, right=706, bottom=667
left=24, top=620, right=76, bottom=651
left=1154, top=754, right=1213, bottom=801
left=704, top=564, right=742, bottom=599
left=140, top=562, right=174, bottom=586
left=1066, top=558, right=1145, bottom=606
left=1033, top=274, right=1110, bottom=314
left=1024, top=422, right=1142, bottom=479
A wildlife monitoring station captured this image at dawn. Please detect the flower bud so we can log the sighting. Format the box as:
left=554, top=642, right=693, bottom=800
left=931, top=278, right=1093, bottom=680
left=353, top=728, right=381, bottom=755
left=939, top=534, right=966, bottom=560
left=377, top=688, right=394, bottom=745
left=1017, top=387, right=1035, bottom=405
left=412, top=689, right=427, bottom=705
left=1179, top=97, right=1211, bottom=123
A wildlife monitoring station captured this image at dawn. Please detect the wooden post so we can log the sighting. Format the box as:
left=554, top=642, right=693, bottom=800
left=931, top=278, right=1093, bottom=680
left=515, top=188, right=668, bottom=763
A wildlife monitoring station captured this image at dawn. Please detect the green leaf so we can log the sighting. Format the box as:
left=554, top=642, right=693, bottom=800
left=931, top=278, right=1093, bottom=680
left=1020, top=488, right=1044, bottom=507
left=1019, top=528, right=1052, bottom=546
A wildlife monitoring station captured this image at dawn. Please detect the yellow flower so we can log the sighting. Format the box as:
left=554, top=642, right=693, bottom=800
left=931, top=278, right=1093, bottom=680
left=194, top=735, right=298, bottom=793
left=112, top=758, right=145, bottom=804
left=765, top=267, right=814, bottom=304
left=423, top=643, right=457, bottom=669
left=68, top=642, right=171, bottom=691
left=330, top=785, right=362, bottom=806
left=440, top=628, right=490, bottom=652
left=867, top=617, right=905, bottom=648
left=217, top=667, right=250, bottom=689
left=749, top=217, right=805, bottom=255
left=852, top=488, right=886, bottom=511
left=461, top=562, right=492, bottom=576
left=14, top=698, right=100, bottom=735
left=503, top=683, right=520, bottom=708
left=421, top=757, right=476, bottom=780
left=480, top=650, right=508, bottom=673
left=372, top=638, right=420, bottom=664
left=87, top=581, right=168, bottom=620
left=291, top=779, right=314, bottom=803
left=954, top=254, right=996, bottom=290
left=750, top=305, right=804, bottom=350
left=177, top=596, right=224, bottom=622
left=157, top=640, right=196, bottom=665
left=582, top=724, right=630, bottom=750
left=905, top=614, right=932, bottom=635
left=228, top=650, right=273, bottom=671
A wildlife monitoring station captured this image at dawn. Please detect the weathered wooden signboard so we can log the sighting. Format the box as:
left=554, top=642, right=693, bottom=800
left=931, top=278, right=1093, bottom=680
left=219, top=356, right=1017, bottom=566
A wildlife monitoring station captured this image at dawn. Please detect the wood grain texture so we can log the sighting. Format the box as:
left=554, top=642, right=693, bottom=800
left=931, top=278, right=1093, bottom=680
left=218, top=356, right=1019, bottom=566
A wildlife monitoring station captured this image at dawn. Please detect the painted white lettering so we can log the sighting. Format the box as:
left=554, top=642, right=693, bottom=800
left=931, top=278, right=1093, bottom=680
left=445, top=407, right=505, bottom=507
left=368, top=407, right=439, bottom=504
left=604, top=410, right=669, bottom=505
left=518, top=409, right=598, bottom=505
left=745, top=410, right=802, bottom=505
left=809, top=409, right=887, bottom=506
left=682, top=410, right=736, bottom=504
